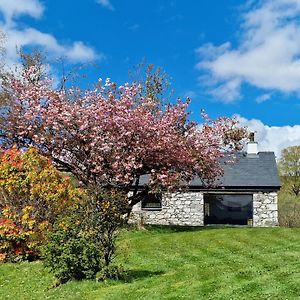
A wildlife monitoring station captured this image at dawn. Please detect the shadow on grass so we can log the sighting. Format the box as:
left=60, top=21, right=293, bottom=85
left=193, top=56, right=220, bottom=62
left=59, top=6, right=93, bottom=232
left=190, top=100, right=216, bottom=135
left=121, top=269, right=164, bottom=283
left=140, top=224, right=252, bottom=234
left=147, top=225, right=205, bottom=232
left=46, top=269, right=165, bottom=289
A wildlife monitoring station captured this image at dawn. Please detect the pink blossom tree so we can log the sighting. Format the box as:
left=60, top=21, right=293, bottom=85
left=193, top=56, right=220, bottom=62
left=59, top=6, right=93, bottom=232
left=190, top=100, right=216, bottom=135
left=2, top=67, right=247, bottom=212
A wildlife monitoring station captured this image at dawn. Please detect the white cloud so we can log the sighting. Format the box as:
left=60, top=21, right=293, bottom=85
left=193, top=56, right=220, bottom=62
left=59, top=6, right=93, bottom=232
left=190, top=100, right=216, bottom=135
left=183, top=90, right=197, bottom=99
left=96, top=0, right=114, bottom=11
left=237, top=115, right=300, bottom=159
left=210, top=78, right=242, bottom=103
left=255, top=93, right=271, bottom=103
left=0, top=0, right=44, bottom=24
left=196, top=0, right=300, bottom=101
left=128, top=24, right=140, bottom=31
left=0, top=0, right=99, bottom=66
left=67, top=41, right=102, bottom=62
left=4, top=28, right=99, bottom=64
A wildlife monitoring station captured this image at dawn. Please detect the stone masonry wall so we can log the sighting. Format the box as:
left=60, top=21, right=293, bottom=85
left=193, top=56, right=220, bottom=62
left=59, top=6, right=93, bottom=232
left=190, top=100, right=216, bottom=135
left=129, top=192, right=204, bottom=226
left=253, top=192, right=278, bottom=227
left=129, top=191, right=278, bottom=227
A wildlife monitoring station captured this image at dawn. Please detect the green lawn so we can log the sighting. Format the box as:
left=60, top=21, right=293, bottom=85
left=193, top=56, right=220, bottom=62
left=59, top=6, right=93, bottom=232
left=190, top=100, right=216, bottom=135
left=1, top=227, right=300, bottom=300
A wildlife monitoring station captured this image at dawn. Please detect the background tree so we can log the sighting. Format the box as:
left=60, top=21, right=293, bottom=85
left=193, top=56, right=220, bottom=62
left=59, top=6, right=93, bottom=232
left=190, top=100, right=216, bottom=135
left=128, top=61, right=173, bottom=107
left=0, top=30, right=8, bottom=133
left=0, top=30, right=6, bottom=74
left=18, top=48, right=47, bottom=83
left=0, top=46, right=48, bottom=145
left=278, top=145, right=300, bottom=196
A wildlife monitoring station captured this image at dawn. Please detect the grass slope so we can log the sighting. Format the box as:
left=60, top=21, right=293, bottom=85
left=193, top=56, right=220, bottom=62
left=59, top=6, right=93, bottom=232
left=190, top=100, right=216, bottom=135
left=1, top=227, right=300, bottom=300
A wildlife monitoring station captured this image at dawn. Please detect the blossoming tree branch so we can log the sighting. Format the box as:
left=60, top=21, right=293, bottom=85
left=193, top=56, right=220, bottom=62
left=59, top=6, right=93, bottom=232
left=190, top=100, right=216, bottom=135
left=3, top=67, right=247, bottom=213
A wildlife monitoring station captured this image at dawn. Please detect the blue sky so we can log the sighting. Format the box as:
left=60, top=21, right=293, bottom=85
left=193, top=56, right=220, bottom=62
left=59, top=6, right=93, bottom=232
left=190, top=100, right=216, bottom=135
left=1, top=0, right=300, bottom=157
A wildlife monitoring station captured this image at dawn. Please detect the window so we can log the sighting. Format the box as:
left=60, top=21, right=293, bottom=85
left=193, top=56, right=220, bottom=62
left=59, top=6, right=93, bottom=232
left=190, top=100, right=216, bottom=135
left=141, top=193, right=162, bottom=210
left=204, top=194, right=253, bottom=225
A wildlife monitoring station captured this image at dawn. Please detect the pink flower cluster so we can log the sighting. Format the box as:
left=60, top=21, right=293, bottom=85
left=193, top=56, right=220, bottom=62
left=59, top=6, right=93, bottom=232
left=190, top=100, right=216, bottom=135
left=5, top=67, right=247, bottom=191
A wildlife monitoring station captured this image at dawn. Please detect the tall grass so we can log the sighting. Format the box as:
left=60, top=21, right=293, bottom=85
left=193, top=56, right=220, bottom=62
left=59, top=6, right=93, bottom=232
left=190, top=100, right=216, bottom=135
left=278, top=190, right=300, bottom=227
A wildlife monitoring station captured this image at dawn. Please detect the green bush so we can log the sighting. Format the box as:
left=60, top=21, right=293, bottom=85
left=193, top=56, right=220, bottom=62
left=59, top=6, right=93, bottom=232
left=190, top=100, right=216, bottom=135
left=96, top=264, right=126, bottom=282
left=43, top=188, right=127, bottom=284
left=83, top=187, right=128, bottom=267
left=278, top=191, right=300, bottom=227
left=42, top=215, right=103, bottom=283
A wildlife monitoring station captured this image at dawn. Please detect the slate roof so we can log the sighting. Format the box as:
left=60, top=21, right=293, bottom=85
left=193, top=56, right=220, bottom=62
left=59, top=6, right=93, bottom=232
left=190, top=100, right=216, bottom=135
left=136, top=152, right=281, bottom=191
left=190, top=152, right=280, bottom=189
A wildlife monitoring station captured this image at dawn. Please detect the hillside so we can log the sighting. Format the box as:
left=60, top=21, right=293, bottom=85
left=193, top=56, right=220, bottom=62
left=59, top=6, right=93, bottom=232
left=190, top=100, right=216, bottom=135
left=1, top=227, right=300, bottom=300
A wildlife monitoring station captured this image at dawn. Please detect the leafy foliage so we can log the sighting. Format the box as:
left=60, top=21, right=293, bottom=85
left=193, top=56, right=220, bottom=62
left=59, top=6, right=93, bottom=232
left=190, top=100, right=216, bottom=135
left=277, top=146, right=300, bottom=227
left=83, top=188, right=128, bottom=267
left=95, top=264, right=125, bottom=282
left=0, top=147, right=83, bottom=262
left=43, top=188, right=127, bottom=283
left=129, top=62, right=173, bottom=106
left=278, top=145, right=300, bottom=196
left=0, top=206, right=40, bottom=262
left=278, top=190, right=300, bottom=227
left=0, top=147, right=83, bottom=223
left=42, top=214, right=103, bottom=283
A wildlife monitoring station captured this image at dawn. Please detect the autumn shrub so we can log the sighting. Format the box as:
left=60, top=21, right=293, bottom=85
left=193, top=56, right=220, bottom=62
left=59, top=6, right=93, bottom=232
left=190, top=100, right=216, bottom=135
left=0, top=206, right=41, bottom=262
left=0, top=147, right=84, bottom=262
left=43, top=188, right=128, bottom=283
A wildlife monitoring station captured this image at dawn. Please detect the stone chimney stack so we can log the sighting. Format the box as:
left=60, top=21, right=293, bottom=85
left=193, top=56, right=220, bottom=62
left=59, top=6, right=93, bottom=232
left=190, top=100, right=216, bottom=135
left=247, top=132, right=258, bottom=156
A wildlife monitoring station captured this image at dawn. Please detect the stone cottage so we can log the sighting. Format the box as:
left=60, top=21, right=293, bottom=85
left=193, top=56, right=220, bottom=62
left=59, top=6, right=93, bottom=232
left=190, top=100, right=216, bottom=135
left=130, top=138, right=281, bottom=227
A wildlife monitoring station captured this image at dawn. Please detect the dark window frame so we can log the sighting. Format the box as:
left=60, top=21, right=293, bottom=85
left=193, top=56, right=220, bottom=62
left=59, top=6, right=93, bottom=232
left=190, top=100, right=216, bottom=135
left=204, top=193, right=253, bottom=226
left=141, top=193, right=162, bottom=211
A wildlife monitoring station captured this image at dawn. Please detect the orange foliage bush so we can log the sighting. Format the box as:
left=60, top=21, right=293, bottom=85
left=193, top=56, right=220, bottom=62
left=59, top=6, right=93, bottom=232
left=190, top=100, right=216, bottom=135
left=0, top=147, right=84, bottom=262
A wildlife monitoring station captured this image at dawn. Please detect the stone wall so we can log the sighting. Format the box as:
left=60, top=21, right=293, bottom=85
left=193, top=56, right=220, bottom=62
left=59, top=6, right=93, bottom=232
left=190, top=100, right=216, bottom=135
left=253, top=192, right=278, bottom=227
left=129, top=191, right=278, bottom=227
left=130, top=192, right=204, bottom=226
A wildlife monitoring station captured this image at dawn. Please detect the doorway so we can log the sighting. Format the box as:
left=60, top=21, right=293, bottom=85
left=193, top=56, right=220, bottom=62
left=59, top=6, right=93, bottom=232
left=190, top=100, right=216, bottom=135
left=204, top=194, right=253, bottom=225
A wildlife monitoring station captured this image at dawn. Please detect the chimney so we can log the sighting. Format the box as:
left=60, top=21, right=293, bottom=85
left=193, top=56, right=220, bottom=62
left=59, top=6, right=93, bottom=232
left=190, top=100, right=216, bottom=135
left=247, top=132, right=258, bottom=156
